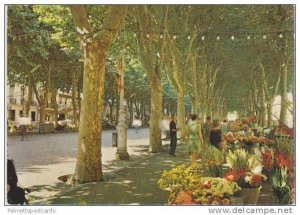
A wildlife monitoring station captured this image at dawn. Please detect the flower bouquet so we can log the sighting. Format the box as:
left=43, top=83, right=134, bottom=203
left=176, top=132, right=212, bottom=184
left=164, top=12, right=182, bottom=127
left=224, top=149, right=267, bottom=204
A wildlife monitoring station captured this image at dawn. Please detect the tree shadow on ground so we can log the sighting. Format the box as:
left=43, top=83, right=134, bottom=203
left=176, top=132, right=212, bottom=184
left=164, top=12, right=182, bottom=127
left=42, top=150, right=190, bottom=205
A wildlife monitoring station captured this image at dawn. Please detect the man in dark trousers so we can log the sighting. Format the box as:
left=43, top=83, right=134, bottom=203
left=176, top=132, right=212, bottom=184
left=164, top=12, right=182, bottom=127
left=169, top=114, right=178, bottom=156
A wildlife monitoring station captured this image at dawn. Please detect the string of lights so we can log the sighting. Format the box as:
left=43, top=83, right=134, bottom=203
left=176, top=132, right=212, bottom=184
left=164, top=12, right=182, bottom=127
left=7, top=28, right=294, bottom=41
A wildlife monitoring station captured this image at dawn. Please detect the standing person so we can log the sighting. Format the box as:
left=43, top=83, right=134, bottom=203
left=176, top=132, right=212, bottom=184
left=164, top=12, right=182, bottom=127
left=169, top=114, right=179, bottom=156
left=187, top=114, right=204, bottom=163
left=19, top=115, right=28, bottom=141
left=221, top=119, right=229, bottom=134
left=202, top=116, right=212, bottom=144
left=210, top=120, right=223, bottom=151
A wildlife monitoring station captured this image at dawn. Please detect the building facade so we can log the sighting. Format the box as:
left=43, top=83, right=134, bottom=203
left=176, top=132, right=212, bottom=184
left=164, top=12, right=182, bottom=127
left=7, top=84, right=79, bottom=131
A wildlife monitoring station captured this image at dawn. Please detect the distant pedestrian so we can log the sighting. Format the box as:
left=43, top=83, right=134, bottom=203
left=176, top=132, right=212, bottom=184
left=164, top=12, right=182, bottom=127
left=169, top=114, right=179, bottom=156
left=19, top=115, right=29, bottom=141
left=221, top=119, right=229, bottom=134
left=20, top=125, right=28, bottom=141
left=202, top=116, right=212, bottom=144
left=210, top=120, right=224, bottom=151
left=132, top=116, right=142, bottom=134
left=187, top=114, right=204, bottom=163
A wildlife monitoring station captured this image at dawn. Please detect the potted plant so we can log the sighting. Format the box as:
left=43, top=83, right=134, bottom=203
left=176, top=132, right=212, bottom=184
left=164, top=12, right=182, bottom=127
left=271, top=167, right=291, bottom=204
left=224, top=149, right=267, bottom=205
left=271, top=136, right=295, bottom=204
left=202, top=145, right=224, bottom=177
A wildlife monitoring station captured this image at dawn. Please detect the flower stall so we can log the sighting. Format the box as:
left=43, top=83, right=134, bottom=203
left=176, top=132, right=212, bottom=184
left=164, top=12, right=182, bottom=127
left=158, top=123, right=295, bottom=206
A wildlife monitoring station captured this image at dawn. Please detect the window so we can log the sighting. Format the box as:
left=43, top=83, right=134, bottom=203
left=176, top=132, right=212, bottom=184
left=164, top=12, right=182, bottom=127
left=19, top=110, right=23, bottom=116
left=58, top=114, right=65, bottom=121
left=31, top=111, right=36, bottom=121
left=9, top=110, right=15, bottom=121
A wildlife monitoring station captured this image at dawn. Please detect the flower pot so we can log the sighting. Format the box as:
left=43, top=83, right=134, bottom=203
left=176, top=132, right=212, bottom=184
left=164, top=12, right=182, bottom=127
left=273, top=186, right=291, bottom=204
left=241, top=187, right=261, bottom=205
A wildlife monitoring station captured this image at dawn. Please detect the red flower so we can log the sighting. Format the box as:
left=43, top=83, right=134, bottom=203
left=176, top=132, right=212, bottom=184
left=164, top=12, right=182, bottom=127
left=224, top=172, right=235, bottom=182
left=224, top=169, right=246, bottom=183
left=262, top=150, right=274, bottom=171
left=275, top=153, right=293, bottom=170
left=250, top=174, right=263, bottom=187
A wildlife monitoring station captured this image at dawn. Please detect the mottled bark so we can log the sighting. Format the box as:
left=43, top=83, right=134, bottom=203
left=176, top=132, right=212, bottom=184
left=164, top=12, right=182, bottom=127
left=149, top=62, right=163, bottom=152
left=70, top=5, right=128, bottom=183
left=136, top=6, right=167, bottom=152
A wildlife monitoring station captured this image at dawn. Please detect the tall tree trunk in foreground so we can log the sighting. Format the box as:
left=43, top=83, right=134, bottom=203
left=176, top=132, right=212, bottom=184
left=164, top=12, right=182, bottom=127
left=70, top=5, right=128, bottom=183
left=136, top=6, right=167, bottom=152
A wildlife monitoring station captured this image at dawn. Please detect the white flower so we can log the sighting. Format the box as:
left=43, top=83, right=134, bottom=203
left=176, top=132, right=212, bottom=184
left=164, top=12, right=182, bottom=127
left=251, top=165, right=263, bottom=174
left=245, top=176, right=251, bottom=183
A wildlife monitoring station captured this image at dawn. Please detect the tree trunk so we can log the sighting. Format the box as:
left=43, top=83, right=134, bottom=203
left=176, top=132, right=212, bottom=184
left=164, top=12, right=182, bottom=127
left=39, top=103, right=46, bottom=124
left=141, top=102, right=145, bottom=126
left=149, top=66, right=163, bottom=152
left=116, top=97, right=120, bottom=124
left=109, top=102, right=114, bottom=126
left=70, top=5, right=128, bottom=183
left=72, top=71, right=78, bottom=129
left=279, top=63, right=288, bottom=126
left=51, top=87, right=58, bottom=127
left=188, top=91, right=198, bottom=115
left=24, top=81, right=33, bottom=116
left=260, top=85, right=266, bottom=128
left=177, top=90, right=186, bottom=132
left=267, top=101, right=273, bottom=127
left=129, top=100, right=133, bottom=127
left=77, top=81, right=81, bottom=123
left=136, top=5, right=168, bottom=152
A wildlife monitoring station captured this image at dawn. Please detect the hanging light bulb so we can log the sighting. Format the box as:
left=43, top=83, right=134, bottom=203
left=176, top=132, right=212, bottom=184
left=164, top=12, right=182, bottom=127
left=216, top=36, right=220, bottom=40
left=247, top=34, right=251, bottom=40
left=263, top=34, right=267, bottom=39
left=146, top=33, right=150, bottom=38
left=279, top=33, right=283, bottom=38
left=133, top=33, right=137, bottom=37
left=201, top=35, right=205, bottom=40
left=187, top=35, right=191, bottom=40
left=173, top=35, right=177, bottom=39
left=231, top=35, right=235, bottom=40
left=160, top=34, right=163, bottom=39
